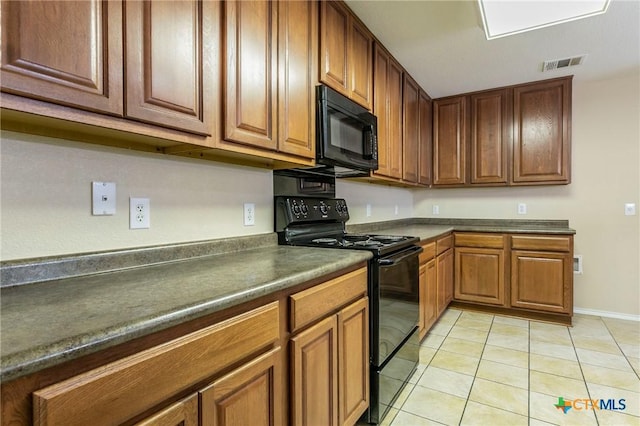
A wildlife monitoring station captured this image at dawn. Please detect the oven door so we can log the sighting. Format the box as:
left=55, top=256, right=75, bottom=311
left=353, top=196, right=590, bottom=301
left=372, top=245, right=422, bottom=367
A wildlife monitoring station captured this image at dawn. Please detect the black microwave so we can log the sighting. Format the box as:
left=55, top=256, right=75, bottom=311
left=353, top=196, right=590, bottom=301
left=316, top=85, right=378, bottom=175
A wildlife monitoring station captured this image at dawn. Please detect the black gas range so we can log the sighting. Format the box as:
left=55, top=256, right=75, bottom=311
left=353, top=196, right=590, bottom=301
left=275, top=195, right=421, bottom=424
left=275, top=197, right=418, bottom=254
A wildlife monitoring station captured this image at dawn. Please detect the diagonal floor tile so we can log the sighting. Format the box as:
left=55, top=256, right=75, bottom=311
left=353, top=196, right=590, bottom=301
left=429, top=350, right=480, bottom=376
left=416, top=366, right=474, bottom=398
left=576, top=347, right=634, bottom=372
left=390, top=410, right=445, bottom=426
left=402, top=386, right=467, bottom=425
left=460, top=400, right=528, bottom=426
left=530, top=353, right=583, bottom=380
left=468, top=378, right=529, bottom=416
left=582, top=365, right=640, bottom=393
left=529, top=391, right=598, bottom=425
left=476, top=359, right=529, bottom=390
left=439, top=336, right=485, bottom=358
left=447, top=325, right=490, bottom=343
left=487, top=331, right=529, bottom=352
left=481, top=344, right=529, bottom=369
left=530, top=370, right=588, bottom=398
left=530, top=340, right=578, bottom=361
left=493, top=315, right=530, bottom=329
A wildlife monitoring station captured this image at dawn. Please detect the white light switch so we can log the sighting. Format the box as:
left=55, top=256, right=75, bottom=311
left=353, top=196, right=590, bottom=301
left=518, top=203, right=527, bottom=215
left=432, top=205, right=440, bottom=215
left=92, top=182, right=116, bottom=215
left=625, top=203, right=636, bottom=216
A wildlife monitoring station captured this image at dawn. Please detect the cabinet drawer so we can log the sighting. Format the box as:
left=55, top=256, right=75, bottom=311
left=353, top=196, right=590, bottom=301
left=436, top=234, right=453, bottom=255
left=511, top=235, right=571, bottom=252
left=33, top=302, right=280, bottom=426
left=419, top=241, right=436, bottom=264
left=455, top=233, right=505, bottom=249
left=290, top=267, right=367, bottom=333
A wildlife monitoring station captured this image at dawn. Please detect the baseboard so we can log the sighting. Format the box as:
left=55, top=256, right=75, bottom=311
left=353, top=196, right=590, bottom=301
left=574, top=307, right=640, bottom=322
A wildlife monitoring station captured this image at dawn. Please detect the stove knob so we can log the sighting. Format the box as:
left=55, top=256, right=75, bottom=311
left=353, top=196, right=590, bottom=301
left=319, top=203, right=328, bottom=215
left=301, top=204, right=309, bottom=214
left=292, top=204, right=301, bottom=215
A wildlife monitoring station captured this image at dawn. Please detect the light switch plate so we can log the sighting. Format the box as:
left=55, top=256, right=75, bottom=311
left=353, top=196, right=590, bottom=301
left=518, top=203, right=527, bottom=215
left=92, top=182, right=116, bottom=215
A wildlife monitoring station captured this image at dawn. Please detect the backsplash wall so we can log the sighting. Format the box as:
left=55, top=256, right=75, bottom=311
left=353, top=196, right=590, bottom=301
left=0, top=131, right=274, bottom=261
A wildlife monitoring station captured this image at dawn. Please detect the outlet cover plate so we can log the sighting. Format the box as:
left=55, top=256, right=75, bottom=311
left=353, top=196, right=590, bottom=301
left=130, top=198, right=150, bottom=229
left=92, top=182, right=116, bottom=215
left=244, top=203, right=255, bottom=226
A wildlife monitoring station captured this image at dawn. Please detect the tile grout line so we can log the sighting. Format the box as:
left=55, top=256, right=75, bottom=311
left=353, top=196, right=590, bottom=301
left=600, top=317, right=640, bottom=382
left=455, top=313, right=495, bottom=426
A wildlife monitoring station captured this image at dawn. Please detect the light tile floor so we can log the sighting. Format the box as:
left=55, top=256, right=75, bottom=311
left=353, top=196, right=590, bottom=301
left=383, top=309, right=640, bottom=426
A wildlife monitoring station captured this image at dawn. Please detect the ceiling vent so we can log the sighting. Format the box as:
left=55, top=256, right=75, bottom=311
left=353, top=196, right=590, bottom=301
left=542, top=55, right=587, bottom=72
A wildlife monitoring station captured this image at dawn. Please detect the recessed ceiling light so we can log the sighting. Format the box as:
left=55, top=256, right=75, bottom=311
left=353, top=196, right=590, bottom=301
left=478, top=0, right=610, bottom=40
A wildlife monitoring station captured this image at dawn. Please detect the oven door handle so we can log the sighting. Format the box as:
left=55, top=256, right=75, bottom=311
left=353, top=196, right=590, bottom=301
left=378, top=245, right=423, bottom=266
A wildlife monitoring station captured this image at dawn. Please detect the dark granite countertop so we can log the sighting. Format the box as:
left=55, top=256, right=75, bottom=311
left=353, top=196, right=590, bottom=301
left=347, top=218, right=575, bottom=241
left=0, top=217, right=574, bottom=383
left=0, top=245, right=371, bottom=382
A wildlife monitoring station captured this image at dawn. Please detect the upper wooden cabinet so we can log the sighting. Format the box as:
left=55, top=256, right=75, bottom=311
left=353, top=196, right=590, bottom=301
left=418, top=89, right=433, bottom=186
left=372, top=43, right=403, bottom=181
left=319, top=0, right=373, bottom=110
left=513, top=78, right=571, bottom=184
left=433, top=96, right=467, bottom=185
left=125, top=0, right=215, bottom=135
left=433, top=76, right=572, bottom=187
left=402, top=73, right=420, bottom=184
left=0, top=0, right=124, bottom=115
left=221, top=0, right=316, bottom=159
left=470, top=89, right=511, bottom=185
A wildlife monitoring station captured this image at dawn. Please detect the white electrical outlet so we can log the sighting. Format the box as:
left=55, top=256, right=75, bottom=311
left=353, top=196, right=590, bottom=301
left=366, top=204, right=372, bottom=217
left=92, top=182, right=116, bottom=215
left=432, top=205, right=440, bottom=215
left=625, top=203, right=636, bottom=216
left=394, top=205, right=399, bottom=215
left=130, top=198, right=150, bottom=229
left=244, top=203, right=255, bottom=226
left=518, top=203, right=527, bottom=215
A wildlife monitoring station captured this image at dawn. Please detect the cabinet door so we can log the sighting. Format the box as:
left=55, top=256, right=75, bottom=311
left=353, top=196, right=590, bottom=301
left=125, top=0, right=215, bottom=135
left=402, top=73, right=420, bottom=183
left=134, top=394, right=198, bottom=426
left=338, top=298, right=369, bottom=426
left=349, top=18, right=373, bottom=110
left=387, top=59, right=404, bottom=179
left=470, top=89, right=510, bottom=184
left=200, top=348, right=283, bottom=426
left=371, top=45, right=402, bottom=180
left=455, top=247, right=505, bottom=306
left=291, top=316, right=339, bottom=426
left=437, top=249, right=454, bottom=315
left=319, top=0, right=349, bottom=99
left=513, top=77, right=571, bottom=184
left=223, top=0, right=277, bottom=149
left=511, top=251, right=572, bottom=314
left=418, top=90, right=433, bottom=186
left=277, top=0, right=316, bottom=159
left=433, top=97, right=467, bottom=185
left=419, top=258, right=437, bottom=340
left=0, top=0, right=123, bottom=114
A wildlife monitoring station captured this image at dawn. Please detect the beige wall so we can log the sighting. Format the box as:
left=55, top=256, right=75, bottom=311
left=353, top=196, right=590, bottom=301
left=0, top=131, right=274, bottom=260
left=1, top=71, right=638, bottom=317
left=414, top=70, right=640, bottom=318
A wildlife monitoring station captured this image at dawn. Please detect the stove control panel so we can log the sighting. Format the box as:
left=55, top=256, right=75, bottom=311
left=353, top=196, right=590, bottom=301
left=275, top=197, right=349, bottom=229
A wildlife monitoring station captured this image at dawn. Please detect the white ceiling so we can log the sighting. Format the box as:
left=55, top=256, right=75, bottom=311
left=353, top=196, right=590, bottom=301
left=345, top=0, right=640, bottom=98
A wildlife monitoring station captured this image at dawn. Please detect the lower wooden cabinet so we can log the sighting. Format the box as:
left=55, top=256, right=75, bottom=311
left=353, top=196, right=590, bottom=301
left=200, top=348, right=282, bottom=426
left=290, top=269, right=369, bottom=426
left=450, top=232, right=574, bottom=321
left=32, top=303, right=280, bottom=426
left=511, top=235, right=573, bottom=314
left=134, top=394, right=199, bottom=426
left=437, top=247, right=454, bottom=316
left=454, top=233, right=506, bottom=306
left=19, top=266, right=370, bottom=426
left=418, top=256, right=437, bottom=340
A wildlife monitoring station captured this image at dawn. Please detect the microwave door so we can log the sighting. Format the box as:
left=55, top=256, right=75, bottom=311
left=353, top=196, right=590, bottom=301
left=325, top=108, right=372, bottom=170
